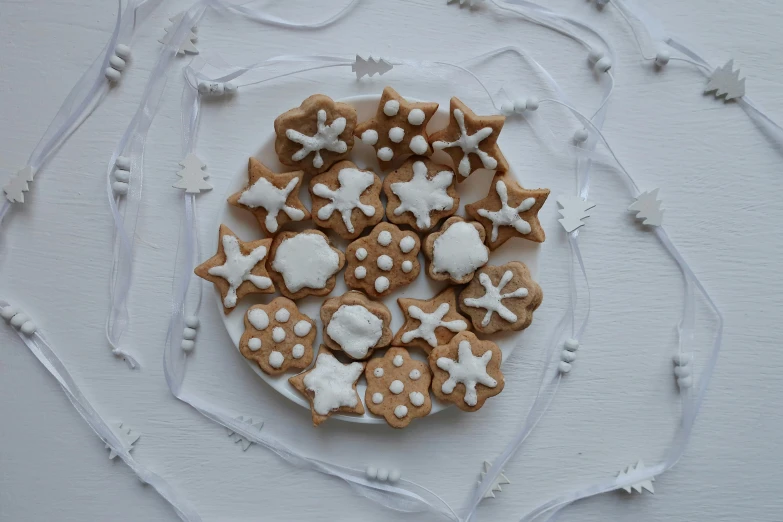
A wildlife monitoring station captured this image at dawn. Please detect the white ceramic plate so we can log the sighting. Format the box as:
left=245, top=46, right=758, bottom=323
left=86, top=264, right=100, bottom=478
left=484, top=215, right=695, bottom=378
left=215, top=94, right=539, bottom=424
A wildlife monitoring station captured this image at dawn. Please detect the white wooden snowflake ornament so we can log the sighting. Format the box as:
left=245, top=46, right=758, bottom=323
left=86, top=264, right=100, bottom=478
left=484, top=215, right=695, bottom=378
left=704, top=60, right=745, bottom=101
left=616, top=460, right=655, bottom=494
left=557, top=195, right=596, bottom=233
left=628, top=188, right=664, bottom=226
left=3, top=166, right=34, bottom=203
left=173, top=153, right=212, bottom=194
left=478, top=461, right=510, bottom=499
left=352, top=55, right=393, bottom=79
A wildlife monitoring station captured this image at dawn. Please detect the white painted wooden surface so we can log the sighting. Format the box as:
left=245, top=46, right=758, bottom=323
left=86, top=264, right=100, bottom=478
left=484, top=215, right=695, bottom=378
left=1, top=1, right=782, bottom=520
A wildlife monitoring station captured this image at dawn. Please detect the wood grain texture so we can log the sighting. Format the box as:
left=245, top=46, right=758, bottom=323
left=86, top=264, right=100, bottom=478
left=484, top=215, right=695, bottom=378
left=1, top=0, right=782, bottom=521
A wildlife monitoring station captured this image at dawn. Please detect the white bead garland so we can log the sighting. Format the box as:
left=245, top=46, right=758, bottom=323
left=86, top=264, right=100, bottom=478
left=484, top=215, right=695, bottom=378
left=105, top=44, right=131, bottom=83
left=500, top=101, right=514, bottom=116
left=1, top=304, right=37, bottom=336
left=558, top=338, right=579, bottom=374
left=655, top=50, right=671, bottom=67
left=179, top=315, right=199, bottom=353
left=197, top=81, right=237, bottom=97
left=365, top=466, right=400, bottom=483
left=113, top=155, right=131, bottom=196
left=673, top=353, right=693, bottom=389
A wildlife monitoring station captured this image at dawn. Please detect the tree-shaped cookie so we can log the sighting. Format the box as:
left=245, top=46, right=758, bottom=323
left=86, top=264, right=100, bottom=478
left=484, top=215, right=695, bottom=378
left=344, top=222, right=421, bottom=298
left=354, top=86, right=439, bottom=168
left=393, top=287, right=470, bottom=353
left=430, top=97, right=509, bottom=180
left=423, top=216, right=489, bottom=285
left=228, top=158, right=310, bottom=236
left=194, top=225, right=274, bottom=314
left=383, top=157, right=459, bottom=232
left=289, top=347, right=366, bottom=426
left=240, top=297, right=316, bottom=375
left=274, top=94, right=357, bottom=175
left=365, top=348, right=432, bottom=429
left=309, top=160, right=383, bottom=239
left=459, top=262, right=542, bottom=334
left=466, top=172, right=550, bottom=249
left=268, top=229, right=345, bottom=300
left=428, top=331, right=505, bottom=412
left=321, top=291, right=392, bottom=360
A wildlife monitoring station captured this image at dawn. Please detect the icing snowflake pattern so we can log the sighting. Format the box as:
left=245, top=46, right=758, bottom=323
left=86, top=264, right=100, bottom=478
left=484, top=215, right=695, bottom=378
left=391, top=161, right=454, bottom=229
left=401, top=303, right=467, bottom=347
left=208, top=235, right=272, bottom=308
left=238, top=177, right=305, bottom=233
left=478, top=180, right=536, bottom=241
left=463, top=270, right=529, bottom=326
left=433, top=109, right=498, bottom=177
left=437, top=340, right=497, bottom=407
left=286, top=109, right=348, bottom=169
left=313, top=168, right=376, bottom=233
left=304, top=353, right=364, bottom=415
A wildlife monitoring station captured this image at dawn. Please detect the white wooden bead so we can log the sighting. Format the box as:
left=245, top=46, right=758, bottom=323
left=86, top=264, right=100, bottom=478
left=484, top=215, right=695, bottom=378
left=114, top=44, right=131, bottom=59
left=114, top=170, right=130, bottom=183
left=223, top=82, right=237, bottom=94
left=674, top=365, right=691, bottom=378
left=21, top=321, right=37, bottom=335
left=561, top=350, right=576, bottom=363
left=105, top=67, right=122, bottom=82
left=109, top=55, right=126, bottom=70
left=588, top=48, right=604, bottom=64
left=573, top=128, right=589, bottom=143
left=377, top=468, right=389, bottom=481
left=558, top=361, right=572, bottom=374
left=500, top=102, right=514, bottom=116
left=388, top=469, right=401, bottom=483
left=513, top=99, right=527, bottom=113
left=185, top=316, right=200, bottom=328
left=0, top=306, right=17, bottom=321
left=677, top=376, right=693, bottom=389
left=116, top=156, right=131, bottom=170
left=564, top=338, right=579, bottom=351
left=181, top=340, right=195, bottom=352
left=672, top=353, right=692, bottom=365
left=10, top=313, right=29, bottom=328
left=655, top=50, right=670, bottom=67
left=183, top=327, right=197, bottom=340
left=595, top=0, right=609, bottom=9
left=594, top=57, right=612, bottom=73
left=366, top=466, right=378, bottom=480
left=112, top=181, right=129, bottom=195
left=525, top=97, right=539, bottom=111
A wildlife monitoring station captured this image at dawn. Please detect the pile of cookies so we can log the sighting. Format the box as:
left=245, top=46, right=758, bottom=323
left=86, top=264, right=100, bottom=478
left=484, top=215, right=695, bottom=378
left=195, top=87, right=549, bottom=428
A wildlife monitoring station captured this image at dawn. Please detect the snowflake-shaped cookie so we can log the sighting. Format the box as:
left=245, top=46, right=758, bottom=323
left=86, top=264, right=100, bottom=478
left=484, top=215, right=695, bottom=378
left=274, top=94, right=358, bottom=174
left=393, top=287, right=470, bottom=353
left=423, top=216, right=489, bottom=284
left=428, top=331, right=505, bottom=412
left=269, top=229, right=345, bottom=300
left=320, top=291, right=393, bottom=360
left=240, top=297, right=316, bottom=375
left=383, top=157, right=459, bottom=232
left=344, top=222, right=421, bottom=298
left=459, top=262, right=542, bottom=334
left=365, top=347, right=432, bottom=429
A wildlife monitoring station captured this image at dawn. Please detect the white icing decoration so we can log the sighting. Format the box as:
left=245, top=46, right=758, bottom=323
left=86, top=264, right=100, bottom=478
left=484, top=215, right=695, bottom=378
left=208, top=235, right=272, bottom=308
left=248, top=309, right=269, bottom=330
left=477, top=180, right=536, bottom=241
left=292, top=344, right=305, bottom=359
left=384, top=100, right=400, bottom=116
left=431, top=222, right=488, bottom=280
left=248, top=337, right=262, bottom=351
left=463, top=270, right=529, bottom=326
left=409, top=369, right=421, bottom=380
left=409, top=391, right=425, bottom=407
left=436, top=340, right=497, bottom=407
left=354, top=266, right=367, bottom=279
left=361, top=129, right=378, bottom=145
left=393, top=355, right=404, bottom=367
left=401, top=303, right=468, bottom=347
left=394, top=405, right=408, bottom=418
left=377, top=230, right=392, bottom=246
left=391, top=161, right=454, bottom=229
left=401, top=260, right=413, bottom=273
left=375, top=276, right=390, bottom=293
left=372, top=392, right=384, bottom=404
left=408, top=109, right=425, bottom=126
left=399, top=236, right=416, bottom=253
left=285, top=109, right=347, bottom=169
left=389, top=380, right=404, bottom=394
left=433, top=108, right=498, bottom=177
left=356, top=248, right=368, bottom=260
left=327, top=304, right=383, bottom=359
left=275, top=308, right=290, bottom=323
left=409, top=135, right=428, bottom=155
left=388, top=127, right=405, bottom=143
left=374, top=367, right=384, bottom=377
left=237, top=177, right=305, bottom=233
left=377, top=147, right=394, bottom=161
left=377, top=255, right=393, bottom=271
left=304, top=352, right=364, bottom=415
left=271, top=233, right=340, bottom=292
left=272, top=326, right=286, bottom=343
left=294, top=320, right=312, bottom=337
left=313, top=168, right=377, bottom=233
left=269, top=351, right=284, bottom=369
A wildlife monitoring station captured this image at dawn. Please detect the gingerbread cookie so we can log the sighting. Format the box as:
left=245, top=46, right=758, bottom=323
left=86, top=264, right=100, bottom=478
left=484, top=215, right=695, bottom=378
left=365, top=348, right=432, bottom=428
left=274, top=94, right=357, bottom=175
left=227, top=158, right=309, bottom=236
left=466, top=172, right=550, bottom=249
left=430, top=97, right=509, bottom=180
left=345, top=222, right=421, bottom=298
left=423, top=217, right=489, bottom=285
left=309, top=160, right=383, bottom=239
left=354, top=86, right=439, bottom=168
left=459, top=262, right=542, bottom=334
left=321, top=291, right=392, bottom=360
left=383, top=157, right=459, bottom=232
left=428, top=332, right=504, bottom=412
left=289, top=347, right=365, bottom=426
left=240, top=297, right=316, bottom=375
left=194, top=225, right=274, bottom=314
left=393, top=287, right=469, bottom=353
left=268, top=229, right=345, bottom=300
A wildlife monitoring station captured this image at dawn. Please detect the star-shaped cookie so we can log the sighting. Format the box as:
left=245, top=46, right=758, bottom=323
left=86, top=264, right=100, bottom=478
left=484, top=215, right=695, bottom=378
left=465, top=172, right=550, bottom=249
left=355, top=86, right=439, bottom=169
left=393, top=287, right=470, bottom=353
left=429, top=97, right=509, bottom=180
left=194, top=224, right=275, bottom=314
left=228, top=158, right=310, bottom=237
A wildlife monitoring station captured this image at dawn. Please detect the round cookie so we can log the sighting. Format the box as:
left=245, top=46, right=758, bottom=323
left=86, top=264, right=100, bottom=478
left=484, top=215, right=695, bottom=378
left=365, top=347, right=432, bottom=429
left=268, top=229, right=345, bottom=300
left=423, top=216, right=489, bottom=285
left=239, top=297, right=316, bottom=375
left=393, top=287, right=470, bottom=353
left=321, top=291, right=393, bottom=360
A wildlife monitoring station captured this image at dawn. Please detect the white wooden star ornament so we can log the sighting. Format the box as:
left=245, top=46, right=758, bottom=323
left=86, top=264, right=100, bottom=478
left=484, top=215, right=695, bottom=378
left=173, top=153, right=212, bottom=194
left=557, top=195, right=596, bottom=233
left=628, top=188, right=664, bottom=226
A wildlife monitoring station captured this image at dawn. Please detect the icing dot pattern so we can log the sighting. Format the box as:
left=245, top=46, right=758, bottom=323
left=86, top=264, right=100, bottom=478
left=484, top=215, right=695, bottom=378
left=346, top=223, right=421, bottom=298
left=364, top=348, right=432, bottom=428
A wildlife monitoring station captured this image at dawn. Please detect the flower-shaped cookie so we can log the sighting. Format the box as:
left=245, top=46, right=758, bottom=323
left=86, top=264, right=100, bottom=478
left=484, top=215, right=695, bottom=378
left=428, top=332, right=504, bottom=412
left=240, top=297, right=316, bottom=375
left=289, top=347, right=366, bottom=426
left=345, top=222, right=420, bottom=298
left=365, top=348, right=432, bottom=428
left=354, top=86, right=439, bottom=168
left=228, top=158, right=310, bottom=236
left=429, top=97, right=509, bottom=180
left=393, top=287, right=470, bottom=353
left=459, top=262, right=543, bottom=334
left=268, top=229, right=345, bottom=300
left=194, top=224, right=274, bottom=314
left=383, top=157, right=459, bottom=232
left=423, top=217, right=489, bottom=285
left=321, top=291, right=392, bottom=360
left=274, top=94, right=357, bottom=175
left=309, top=160, right=383, bottom=239
left=466, top=172, right=550, bottom=249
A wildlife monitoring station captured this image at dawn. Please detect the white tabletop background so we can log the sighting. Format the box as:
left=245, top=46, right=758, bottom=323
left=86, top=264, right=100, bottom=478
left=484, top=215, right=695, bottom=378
left=1, top=0, right=782, bottom=520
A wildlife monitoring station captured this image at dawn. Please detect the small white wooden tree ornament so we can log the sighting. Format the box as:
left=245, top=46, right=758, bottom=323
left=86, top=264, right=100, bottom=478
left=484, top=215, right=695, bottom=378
left=3, top=166, right=34, bottom=203
left=704, top=59, right=745, bottom=101
left=106, top=421, right=140, bottom=459
left=159, top=13, right=199, bottom=55
left=226, top=416, right=264, bottom=451
left=557, top=195, right=596, bottom=233
left=616, top=460, right=655, bottom=494
left=478, top=461, right=510, bottom=499
left=628, top=188, right=664, bottom=226
left=173, top=153, right=212, bottom=194
left=352, top=55, right=393, bottom=79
